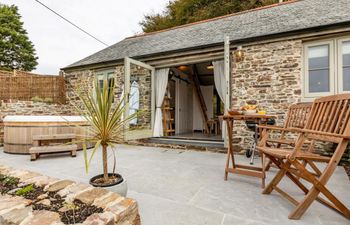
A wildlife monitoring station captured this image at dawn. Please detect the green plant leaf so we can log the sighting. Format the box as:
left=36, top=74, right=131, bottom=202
left=87, top=140, right=101, bottom=172
left=68, top=78, right=141, bottom=180
left=15, top=184, right=33, bottom=196
left=82, top=142, right=88, bottom=173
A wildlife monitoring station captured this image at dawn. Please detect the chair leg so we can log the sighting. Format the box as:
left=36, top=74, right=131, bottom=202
left=285, top=170, right=309, bottom=194
left=262, top=158, right=290, bottom=195
left=264, top=159, right=272, bottom=171
left=289, top=187, right=320, bottom=219
left=224, top=147, right=231, bottom=181
left=306, top=160, right=322, bottom=177
left=261, top=153, right=266, bottom=188
left=289, top=158, right=350, bottom=219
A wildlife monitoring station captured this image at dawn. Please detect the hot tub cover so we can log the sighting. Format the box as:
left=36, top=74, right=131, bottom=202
left=3, top=115, right=87, bottom=122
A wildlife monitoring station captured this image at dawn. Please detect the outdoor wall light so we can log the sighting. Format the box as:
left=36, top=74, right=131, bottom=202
left=178, top=65, right=189, bottom=71
left=234, top=46, right=244, bottom=62
left=207, top=62, right=214, bottom=70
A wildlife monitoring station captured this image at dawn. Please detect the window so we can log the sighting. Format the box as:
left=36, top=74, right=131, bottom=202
left=304, top=40, right=334, bottom=98
left=95, top=70, right=115, bottom=100
left=338, top=39, right=350, bottom=92
left=303, top=37, right=350, bottom=99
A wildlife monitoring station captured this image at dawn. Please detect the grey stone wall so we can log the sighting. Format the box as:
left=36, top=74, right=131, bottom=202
left=64, top=69, right=95, bottom=107
left=231, top=39, right=303, bottom=152
left=64, top=64, right=152, bottom=131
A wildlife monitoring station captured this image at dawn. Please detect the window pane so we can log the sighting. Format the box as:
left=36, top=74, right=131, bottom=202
left=107, top=72, right=114, bottom=79
left=343, top=67, right=350, bottom=91
left=99, top=80, right=104, bottom=89
left=108, top=77, right=115, bottom=88
left=343, top=41, right=350, bottom=66
left=308, top=45, right=329, bottom=69
left=342, top=41, right=350, bottom=91
left=309, top=69, right=330, bottom=93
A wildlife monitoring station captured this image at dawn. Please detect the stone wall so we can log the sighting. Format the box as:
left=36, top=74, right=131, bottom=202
left=0, top=101, right=74, bottom=117
left=64, top=64, right=152, bottom=131
left=231, top=39, right=303, bottom=152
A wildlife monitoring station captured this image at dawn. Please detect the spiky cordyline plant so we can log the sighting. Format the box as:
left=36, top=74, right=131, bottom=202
left=73, top=80, right=138, bottom=183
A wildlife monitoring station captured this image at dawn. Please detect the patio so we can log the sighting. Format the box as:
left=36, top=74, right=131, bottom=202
left=0, top=145, right=349, bottom=225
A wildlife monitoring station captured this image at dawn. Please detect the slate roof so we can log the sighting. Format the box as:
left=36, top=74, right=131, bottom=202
left=63, top=0, right=350, bottom=70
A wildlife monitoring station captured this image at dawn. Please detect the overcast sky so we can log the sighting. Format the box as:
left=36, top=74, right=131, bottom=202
left=1, top=0, right=168, bottom=74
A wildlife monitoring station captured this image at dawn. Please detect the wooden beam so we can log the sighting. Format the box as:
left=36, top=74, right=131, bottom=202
left=190, top=65, right=210, bottom=133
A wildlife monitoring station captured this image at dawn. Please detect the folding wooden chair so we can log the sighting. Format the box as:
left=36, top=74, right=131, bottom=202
left=266, top=102, right=312, bottom=146
left=257, top=93, right=350, bottom=220
left=263, top=102, right=313, bottom=171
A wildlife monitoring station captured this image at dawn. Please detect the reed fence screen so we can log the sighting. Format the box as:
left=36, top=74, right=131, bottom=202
left=0, top=70, right=66, bottom=104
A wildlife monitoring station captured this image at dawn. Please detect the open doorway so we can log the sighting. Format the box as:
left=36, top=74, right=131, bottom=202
left=161, top=61, right=225, bottom=142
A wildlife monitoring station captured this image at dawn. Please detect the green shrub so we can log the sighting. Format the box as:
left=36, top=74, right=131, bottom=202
left=0, top=174, right=19, bottom=186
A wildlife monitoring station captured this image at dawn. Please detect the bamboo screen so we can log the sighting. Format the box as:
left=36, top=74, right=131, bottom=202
left=0, top=70, right=66, bottom=104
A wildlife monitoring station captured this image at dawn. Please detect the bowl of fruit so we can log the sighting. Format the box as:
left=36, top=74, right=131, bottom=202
left=241, top=102, right=257, bottom=115
left=228, top=109, right=241, bottom=116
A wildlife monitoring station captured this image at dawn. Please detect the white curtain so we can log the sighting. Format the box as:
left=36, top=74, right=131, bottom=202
left=129, top=81, right=140, bottom=125
left=153, top=68, right=170, bottom=137
left=213, top=60, right=227, bottom=139
left=213, top=60, right=226, bottom=103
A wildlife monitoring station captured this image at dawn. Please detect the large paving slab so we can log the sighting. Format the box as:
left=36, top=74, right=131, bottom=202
left=0, top=144, right=349, bottom=225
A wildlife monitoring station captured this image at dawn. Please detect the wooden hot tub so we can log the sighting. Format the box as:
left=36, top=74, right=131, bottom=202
left=3, top=116, right=91, bottom=154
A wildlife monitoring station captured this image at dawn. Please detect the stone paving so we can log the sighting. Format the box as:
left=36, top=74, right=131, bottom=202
left=0, top=145, right=349, bottom=225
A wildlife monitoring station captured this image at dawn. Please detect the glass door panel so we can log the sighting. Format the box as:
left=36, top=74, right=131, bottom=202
left=124, top=57, right=155, bottom=140
left=341, top=41, right=350, bottom=92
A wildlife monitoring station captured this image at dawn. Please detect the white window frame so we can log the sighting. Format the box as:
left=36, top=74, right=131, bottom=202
left=303, top=40, right=335, bottom=99
left=94, top=69, right=115, bottom=101
left=94, top=69, right=114, bottom=90
left=337, top=37, right=350, bottom=93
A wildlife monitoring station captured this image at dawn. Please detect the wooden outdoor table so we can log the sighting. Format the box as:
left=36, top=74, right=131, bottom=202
left=221, top=114, right=277, bottom=188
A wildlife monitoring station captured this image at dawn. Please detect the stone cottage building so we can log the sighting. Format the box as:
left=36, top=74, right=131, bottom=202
left=61, top=0, right=350, bottom=151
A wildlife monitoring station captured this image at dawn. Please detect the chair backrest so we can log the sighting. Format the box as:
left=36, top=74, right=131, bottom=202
left=306, top=93, right=350, bottom=137
left=284, top=102, right=313, bottom=129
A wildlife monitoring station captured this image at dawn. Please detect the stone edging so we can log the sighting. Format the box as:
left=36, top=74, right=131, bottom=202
left=0, top=165, right=140, bottom=225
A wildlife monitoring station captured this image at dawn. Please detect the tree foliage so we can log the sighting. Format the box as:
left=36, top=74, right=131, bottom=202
left=0, top=4, right=38, bottom=71
left=140, top=0, right=279, bottom=33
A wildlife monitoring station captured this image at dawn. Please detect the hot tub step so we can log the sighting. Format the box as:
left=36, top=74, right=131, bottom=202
left=29, top=144, right=78, bottom=161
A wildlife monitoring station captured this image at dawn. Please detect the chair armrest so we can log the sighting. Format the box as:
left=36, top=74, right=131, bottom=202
left=257, top=125, right=290, bottom=132
left=289, top=128, right=350, bottom=139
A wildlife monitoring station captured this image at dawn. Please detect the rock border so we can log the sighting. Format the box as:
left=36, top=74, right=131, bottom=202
left=0, top=165, right=140, bottom=225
